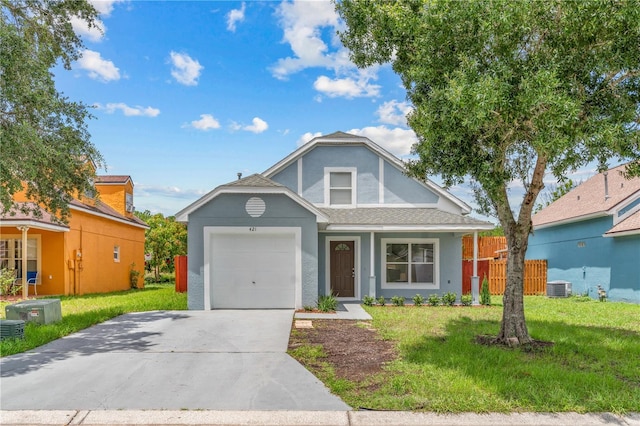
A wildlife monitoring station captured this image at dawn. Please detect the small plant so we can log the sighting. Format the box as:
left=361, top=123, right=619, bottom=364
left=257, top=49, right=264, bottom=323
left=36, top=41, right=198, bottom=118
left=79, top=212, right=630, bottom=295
left=597, top=285, right=608, bottom=302
left=412, top=294, right=424, bottom=306
left=377, top=296, right=386, bottom=306
left=391, top=295, right=405, bottom=306
left=427, top=294, right=440, bottom=306
left=362, top=295, right=375, bottom=306
left=480, top=275, right=491, bottom=306
left=129, top=263, right=141, bottom=289
left=442, top=292, right=457, bottom=306
left=317, top=293, right=338, bottom=312
left=460, top=293, right=473, bottom=306
left=303, top=305, right=315, bottom=311
left=0, top=268, right=17, bottom=296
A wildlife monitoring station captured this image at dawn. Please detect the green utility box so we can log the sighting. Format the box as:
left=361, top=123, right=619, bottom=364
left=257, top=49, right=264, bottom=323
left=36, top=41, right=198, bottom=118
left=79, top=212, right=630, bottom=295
left=0, top=319, right=25, bottom=340
left=5, top=299, right=62, bottom=325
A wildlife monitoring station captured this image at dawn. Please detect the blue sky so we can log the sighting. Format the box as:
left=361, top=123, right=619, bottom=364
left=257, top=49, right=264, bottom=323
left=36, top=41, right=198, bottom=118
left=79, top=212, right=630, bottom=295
left=56, top=0, right=603, bottom=220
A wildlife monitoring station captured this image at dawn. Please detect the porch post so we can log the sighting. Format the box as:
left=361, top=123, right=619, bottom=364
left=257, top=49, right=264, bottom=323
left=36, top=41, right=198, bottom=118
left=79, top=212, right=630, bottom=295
left=369, top=231, right=376, bottom=298
left=18, top=226, right=29, bottom=298
left=471, top=231, right=480, bottom=305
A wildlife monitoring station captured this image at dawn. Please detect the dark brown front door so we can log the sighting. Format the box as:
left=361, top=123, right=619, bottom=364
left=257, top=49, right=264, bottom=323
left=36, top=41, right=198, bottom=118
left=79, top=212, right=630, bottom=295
left=330, top=240, right=354, bottom=297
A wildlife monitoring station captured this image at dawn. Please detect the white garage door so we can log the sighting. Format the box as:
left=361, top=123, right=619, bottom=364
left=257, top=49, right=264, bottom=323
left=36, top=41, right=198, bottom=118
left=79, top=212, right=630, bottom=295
left=210, top=231, right=296, bottom=309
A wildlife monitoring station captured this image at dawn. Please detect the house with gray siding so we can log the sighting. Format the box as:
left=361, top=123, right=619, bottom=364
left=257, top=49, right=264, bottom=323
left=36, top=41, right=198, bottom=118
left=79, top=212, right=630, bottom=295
left=527, top=164, right=640, bottom=303
left=176, top=132, right=493, bottom=309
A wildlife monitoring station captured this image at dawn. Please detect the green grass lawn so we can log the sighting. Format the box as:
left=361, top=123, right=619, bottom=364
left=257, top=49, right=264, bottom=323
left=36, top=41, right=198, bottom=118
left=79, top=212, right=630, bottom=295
left=0, top=283, right=187, bottom=357
left=295, top=296, right=640, bottom=413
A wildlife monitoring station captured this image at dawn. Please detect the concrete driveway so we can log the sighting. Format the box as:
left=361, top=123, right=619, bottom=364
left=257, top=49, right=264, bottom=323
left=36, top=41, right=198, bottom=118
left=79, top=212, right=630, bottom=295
left=0, top=310, right=350, bottom=411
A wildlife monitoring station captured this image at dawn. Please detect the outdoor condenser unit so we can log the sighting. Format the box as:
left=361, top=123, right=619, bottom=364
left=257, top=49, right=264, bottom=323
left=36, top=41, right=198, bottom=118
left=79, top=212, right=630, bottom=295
left=5, top=299, right=62, bottom=325
left=0, top=319, right=25, bottom=341
left=546, top=280, right=572, bottom=298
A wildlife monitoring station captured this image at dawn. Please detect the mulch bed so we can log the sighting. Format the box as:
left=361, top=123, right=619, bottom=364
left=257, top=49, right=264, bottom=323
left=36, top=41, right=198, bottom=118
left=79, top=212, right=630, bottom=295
left=289, top=319, right=397, bottom=382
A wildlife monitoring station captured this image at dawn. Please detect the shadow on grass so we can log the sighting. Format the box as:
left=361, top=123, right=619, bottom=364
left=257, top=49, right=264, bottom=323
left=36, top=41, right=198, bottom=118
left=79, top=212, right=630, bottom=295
left=0, top=310, right=190, bottom=377
left=401, top=317, right=640, bottom=411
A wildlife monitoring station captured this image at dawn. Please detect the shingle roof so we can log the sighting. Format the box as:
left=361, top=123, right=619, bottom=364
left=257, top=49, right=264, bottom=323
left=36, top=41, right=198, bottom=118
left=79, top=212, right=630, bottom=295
left=604, top=210, right=640, bottom=236
left=0, top=202, right=69, bottom=231
left=95, top=175, right=132, bottom=184
left=533, top=164, right=640, bottom=227
left=225, top=174, right=283, bottom=188
left=319, top=207, right=492, bottom=228
left=69, top=199, right=148, bottom=228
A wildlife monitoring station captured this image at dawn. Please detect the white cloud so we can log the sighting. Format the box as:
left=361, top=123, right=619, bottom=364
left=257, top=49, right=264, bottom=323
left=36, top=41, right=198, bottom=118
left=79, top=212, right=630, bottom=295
left=71, top=16, right=105, bottom=42
left=377, top=100, right=413, bottom=126
left=136, top=184, right=207, bottom=200
left=169, top=51, right=203, bottom=86
left=271, top=0, right=350, bottom=79
left=296, top=131, right=323, bottom=146
left=76, top=49, right=120, bottom=81
left=314, top=75, right=380, bottom=99
left=346, top=126, right=418, bottom=157
left=226, top=2, right=246, bottom=32
left=89, top=0, right=126, bottom=16
left=99, top=103, right=160, bottom=117
left=243, top=117, right=269, bottom=133
left=190, top=114, right=221, bottom=131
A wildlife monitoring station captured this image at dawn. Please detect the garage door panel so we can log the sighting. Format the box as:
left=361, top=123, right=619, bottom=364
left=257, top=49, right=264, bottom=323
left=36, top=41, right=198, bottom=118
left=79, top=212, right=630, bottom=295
left=210, top=230, right=296, bottom=309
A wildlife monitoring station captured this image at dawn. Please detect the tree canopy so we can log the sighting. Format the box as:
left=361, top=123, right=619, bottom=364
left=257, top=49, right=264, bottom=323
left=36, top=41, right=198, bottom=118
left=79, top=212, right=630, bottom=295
left=337, top=0, right=640, bottom=345
left=1, top=0, right=103, bottom=222
left=135, top=211, right=187, bottom=282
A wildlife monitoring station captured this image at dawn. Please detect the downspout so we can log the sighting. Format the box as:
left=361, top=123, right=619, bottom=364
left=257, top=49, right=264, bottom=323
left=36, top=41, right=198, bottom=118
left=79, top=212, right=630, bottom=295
left=18, top=226, right=29, bottom=298
left=471, top=231, right=480, bottom=305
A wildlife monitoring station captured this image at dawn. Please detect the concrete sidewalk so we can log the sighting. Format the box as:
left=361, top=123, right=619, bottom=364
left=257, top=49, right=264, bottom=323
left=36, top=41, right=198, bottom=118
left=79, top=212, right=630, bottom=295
left=1, top=410, right=639, bottom=425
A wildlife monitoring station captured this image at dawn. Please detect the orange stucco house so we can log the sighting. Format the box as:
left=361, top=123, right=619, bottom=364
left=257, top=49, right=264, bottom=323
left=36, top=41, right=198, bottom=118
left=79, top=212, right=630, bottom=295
left=0, top=176, right=148, bottom=296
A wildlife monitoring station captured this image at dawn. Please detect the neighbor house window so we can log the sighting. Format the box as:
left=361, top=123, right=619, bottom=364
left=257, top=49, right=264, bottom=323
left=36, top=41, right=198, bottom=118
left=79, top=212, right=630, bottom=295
left=325, top=167, right=356, bottom=206
left=113, top=246, right=120, bottom=262
left=382, top=238, right=439, bottom=289
left=0, top=237, right=40, bottom=278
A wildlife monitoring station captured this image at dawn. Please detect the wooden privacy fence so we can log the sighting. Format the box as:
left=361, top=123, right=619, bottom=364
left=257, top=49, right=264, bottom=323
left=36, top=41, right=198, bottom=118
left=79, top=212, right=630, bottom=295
left=462, top=235, right=507, bottom=259
left=487, top=259, right=547, bottom=295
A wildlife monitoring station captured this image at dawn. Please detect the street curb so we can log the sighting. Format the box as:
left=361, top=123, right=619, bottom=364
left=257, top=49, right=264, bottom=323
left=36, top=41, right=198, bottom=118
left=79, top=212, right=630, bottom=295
left=1, top=411, right=639, bottom=426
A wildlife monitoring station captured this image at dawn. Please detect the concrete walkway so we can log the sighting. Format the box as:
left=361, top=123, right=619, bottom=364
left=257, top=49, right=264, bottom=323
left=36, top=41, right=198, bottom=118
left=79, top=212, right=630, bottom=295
left=1, top=410, right=638, bottom=425
left=294, top=303, right=372, bottom=320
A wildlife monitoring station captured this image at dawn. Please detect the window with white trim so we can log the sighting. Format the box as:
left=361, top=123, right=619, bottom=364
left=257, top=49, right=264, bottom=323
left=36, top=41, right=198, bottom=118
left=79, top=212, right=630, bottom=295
left=113, top=245, right=120, bottom=263
left=325, top=167, right=356, bottom=206
left=382, top=238, right=439, bottom=288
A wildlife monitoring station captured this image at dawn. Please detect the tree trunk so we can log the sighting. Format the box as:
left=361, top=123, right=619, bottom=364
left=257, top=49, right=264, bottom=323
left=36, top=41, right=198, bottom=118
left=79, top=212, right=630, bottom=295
left=496, top=231, right=533, bottom=346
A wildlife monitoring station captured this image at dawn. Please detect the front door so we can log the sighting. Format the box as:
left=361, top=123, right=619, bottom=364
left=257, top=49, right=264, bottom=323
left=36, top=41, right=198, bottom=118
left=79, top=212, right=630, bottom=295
left=330, top=240, right=354, bottom=297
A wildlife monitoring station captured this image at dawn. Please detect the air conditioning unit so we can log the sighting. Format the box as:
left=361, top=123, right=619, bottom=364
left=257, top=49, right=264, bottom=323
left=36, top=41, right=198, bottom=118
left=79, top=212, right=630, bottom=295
left=547, top=280, right=572, bottom=298
left=126, top=202, right=135, bottom=213
left=0, top=319, right=25, bottom=341
left=5, top=299, right=62, bottom=325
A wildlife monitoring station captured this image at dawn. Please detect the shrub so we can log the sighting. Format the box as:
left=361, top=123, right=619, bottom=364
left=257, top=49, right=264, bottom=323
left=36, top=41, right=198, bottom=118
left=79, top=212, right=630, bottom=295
left=0, top=268, right=17, bottom=296
left=460, top=293, right=473, bottom=306
left=377, top=296, right=386, bottom=306
left=303, top=305, right=315, bottom=311
left=480, top=276, right=491, bottom=306
left=427, top=294, right=440, bottom=306
left=391, top=295, right=405, bottom=306
left=442, top=292, right=457, bottom=306
left=129, top=263, right=141, bottom=289
left=317, top=293, right=338, bottom=312
left=362, top=295, right=375, bottom=306
left=412, top=294, right=424, bottom=306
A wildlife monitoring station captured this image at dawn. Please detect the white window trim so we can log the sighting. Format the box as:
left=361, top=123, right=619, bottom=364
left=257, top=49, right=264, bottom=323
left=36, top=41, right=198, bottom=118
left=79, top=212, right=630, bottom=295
left=0, top=234, right=42, bottom=282
left=381, top=238, right=439, bottom=289
left=324, top=167, right=357, bottom=207
left=113, top=245, right=121, bottom=263
left=325, top=236, right=361, bottom=301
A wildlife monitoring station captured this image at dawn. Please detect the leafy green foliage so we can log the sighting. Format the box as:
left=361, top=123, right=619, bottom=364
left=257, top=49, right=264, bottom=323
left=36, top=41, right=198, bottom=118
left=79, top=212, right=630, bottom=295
left=317, top=293, right=338, bottom=312
left=1, top=0, right=104, bottom=221
left=377, top=296, right=386, bottom=306
left=362, top=295, right=376, bottom=306
left=461, top=294, right=473, bottom=306
left=412, top=294, right=424, bottom=306
left=135, top=211, right=187, bottom=282
left=534, top=179, right=578, bottom=213
left=442, top=292, right=457, bottom=306
left=391, top=295, right=405, bottom=306
left=337, top=0, right=640, bottom=345
left=427, top=294, right=440, bottom=306
left=481, top=276, right=492, bottom=306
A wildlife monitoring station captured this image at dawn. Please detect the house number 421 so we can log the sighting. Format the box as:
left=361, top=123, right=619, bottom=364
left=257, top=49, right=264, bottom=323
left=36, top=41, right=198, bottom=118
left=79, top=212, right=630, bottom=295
left=249, top=227, right=256, bottom=231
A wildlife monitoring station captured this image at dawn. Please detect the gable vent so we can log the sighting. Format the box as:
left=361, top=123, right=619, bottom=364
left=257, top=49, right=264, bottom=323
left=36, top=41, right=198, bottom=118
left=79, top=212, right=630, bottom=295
left=245, top=197, right=266, bottom=218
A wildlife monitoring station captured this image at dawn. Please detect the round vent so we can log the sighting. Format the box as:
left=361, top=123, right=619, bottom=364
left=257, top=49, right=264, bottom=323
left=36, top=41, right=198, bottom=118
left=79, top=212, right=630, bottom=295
left=245, top=197, right=266, bottom=218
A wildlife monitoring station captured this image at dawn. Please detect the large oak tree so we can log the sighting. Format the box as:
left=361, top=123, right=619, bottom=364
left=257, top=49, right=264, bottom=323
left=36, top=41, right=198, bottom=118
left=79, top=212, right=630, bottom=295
left=1, top=0, right=103, bottom=222
left=336, top=0, right=640, bottom=346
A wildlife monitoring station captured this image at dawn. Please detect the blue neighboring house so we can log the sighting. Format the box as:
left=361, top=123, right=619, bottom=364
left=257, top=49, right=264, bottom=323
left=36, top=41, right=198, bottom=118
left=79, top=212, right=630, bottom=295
left=176, top=132, right=493, bottom=310
left=527, top=164, right=640, bottom=303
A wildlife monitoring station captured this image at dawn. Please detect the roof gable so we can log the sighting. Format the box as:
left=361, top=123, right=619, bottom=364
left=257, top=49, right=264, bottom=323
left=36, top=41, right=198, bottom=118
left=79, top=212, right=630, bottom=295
left=263, top=132, right=471, bottom=214
left=533, top=164, right=640, bottom=228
